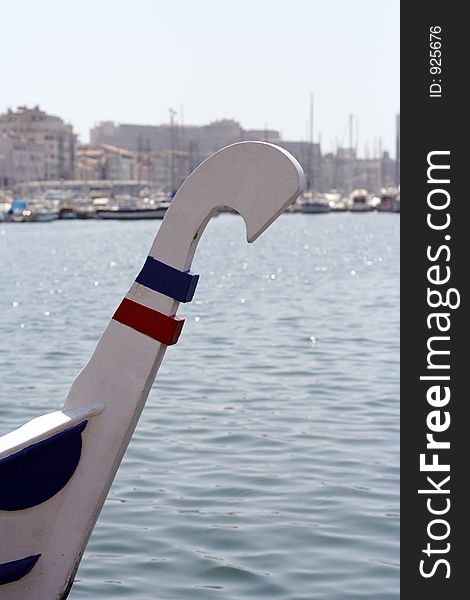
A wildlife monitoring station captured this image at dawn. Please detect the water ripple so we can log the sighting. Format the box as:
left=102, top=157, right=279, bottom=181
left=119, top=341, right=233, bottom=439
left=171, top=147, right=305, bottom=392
left=0, top=213, right=399, bottom=599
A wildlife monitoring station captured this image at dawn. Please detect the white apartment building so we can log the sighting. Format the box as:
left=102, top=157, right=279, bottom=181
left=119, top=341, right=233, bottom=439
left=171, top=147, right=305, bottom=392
left=76, top=144, right=137, bottom=181
left=0, top=106, right=76, bottom=184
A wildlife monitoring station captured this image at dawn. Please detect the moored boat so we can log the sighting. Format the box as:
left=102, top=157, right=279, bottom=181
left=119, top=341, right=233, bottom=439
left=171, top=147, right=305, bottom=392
left=3, top=200, right=58, bottom=222
left=301, top=200, right=331, bottom=213
left=349, top=189, right=373, bottom=212
left=324, top=190, right=348, bottom=212
left=377, top=187, right=400, bottom=212
left=300, top=192, right=331, bottom=214
left=96, top=206, right=167, bottom=220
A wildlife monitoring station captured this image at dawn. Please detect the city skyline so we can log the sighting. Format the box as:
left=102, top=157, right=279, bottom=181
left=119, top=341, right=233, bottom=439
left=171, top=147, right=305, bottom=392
left=1, top=105, right=398, bottom=194
left=1, top=103, right=399, bottom=159
left=91, top=108, right=398, bottom=159
left=1, top=0, right=399, bottom=157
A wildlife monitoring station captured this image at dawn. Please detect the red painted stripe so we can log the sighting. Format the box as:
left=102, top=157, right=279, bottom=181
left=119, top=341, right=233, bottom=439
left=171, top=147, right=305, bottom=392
left=113, top=298, right=185, bottom=345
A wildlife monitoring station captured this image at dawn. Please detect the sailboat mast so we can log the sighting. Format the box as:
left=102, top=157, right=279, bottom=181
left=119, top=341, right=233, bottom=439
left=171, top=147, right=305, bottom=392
left=169, top=108, right=177, bottom=194
left=307, top=93, right=314, bottom=193
left=349, top=113, right=353, bottom=151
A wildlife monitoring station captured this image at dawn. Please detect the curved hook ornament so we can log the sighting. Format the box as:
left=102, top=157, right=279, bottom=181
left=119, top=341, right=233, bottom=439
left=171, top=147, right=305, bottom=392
left=154, top=141, right=305, bottom=267
left=126, top=141, right=304, bottom=316
left=0, top=142, right=304, bottom=600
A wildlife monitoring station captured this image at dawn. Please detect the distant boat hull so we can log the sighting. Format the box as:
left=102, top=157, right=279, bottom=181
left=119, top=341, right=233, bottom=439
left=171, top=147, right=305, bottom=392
left=329, top=203, right=348, bottom=212
left=377, top=192, right=400, bottom=213
left=32, top=212, right=59, bottom=222
left=349, top=204, right=373, bottom=212
left=4, top=211, right=59, bottom=223
left=301, top=202, right=331, bottom=214
left=349, top=189, right=373, bottom=212
left=96, top=207, right=166, bottom=220
left=377, top=202, right=400, bottom=213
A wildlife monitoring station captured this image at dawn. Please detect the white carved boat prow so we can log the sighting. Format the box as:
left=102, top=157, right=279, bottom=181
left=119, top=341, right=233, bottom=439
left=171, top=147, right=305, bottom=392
left=0, top=141, right=304, bottom=599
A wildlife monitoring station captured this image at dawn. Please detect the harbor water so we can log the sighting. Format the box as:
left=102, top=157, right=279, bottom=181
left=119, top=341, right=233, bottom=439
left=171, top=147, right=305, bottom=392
left=0, top=212, right=399, bottom=599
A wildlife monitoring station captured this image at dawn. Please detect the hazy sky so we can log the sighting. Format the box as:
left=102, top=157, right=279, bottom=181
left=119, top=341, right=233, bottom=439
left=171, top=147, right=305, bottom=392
left=1, top=0, right=399, bottom=156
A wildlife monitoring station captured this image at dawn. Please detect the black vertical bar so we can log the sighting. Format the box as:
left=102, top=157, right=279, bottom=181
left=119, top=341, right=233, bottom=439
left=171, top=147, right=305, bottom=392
left=401, top=3, right=466, bottom=598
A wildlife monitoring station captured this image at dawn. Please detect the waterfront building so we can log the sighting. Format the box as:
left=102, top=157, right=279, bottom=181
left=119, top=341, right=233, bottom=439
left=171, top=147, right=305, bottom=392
left=0, top=106, right=76, bottom=184
left=90, top=119, right=281, bottom=156
left=1, top=108, right=398, bottom=196
left=319, top=152, right=336, bottom=192
left=77, top=145, right=191, bottom=193
left=0, top=133, right=46, bottom=187
left=334, top=147, right=356, bottom=194
left=381, top=151, right=396, bottom=188
left=278, top=141, right=321, bottom=191
left=352, top=157, right=382, bottom=194
left=77, top=144, right=138, bottom=181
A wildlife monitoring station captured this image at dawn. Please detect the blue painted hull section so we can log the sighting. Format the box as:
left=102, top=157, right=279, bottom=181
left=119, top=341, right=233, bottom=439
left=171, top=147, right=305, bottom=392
left=0, top=421, right=87, bottom=511
left=0, top=554, right=41, bottom=585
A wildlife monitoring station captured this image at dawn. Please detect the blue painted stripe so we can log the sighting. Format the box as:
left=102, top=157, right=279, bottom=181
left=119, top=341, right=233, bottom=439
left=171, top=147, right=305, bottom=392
left=135, top=257, right=199, bottom=303
left=0, top=554, right=41, bottom=585
left=0, top=421, right=87, bottom=511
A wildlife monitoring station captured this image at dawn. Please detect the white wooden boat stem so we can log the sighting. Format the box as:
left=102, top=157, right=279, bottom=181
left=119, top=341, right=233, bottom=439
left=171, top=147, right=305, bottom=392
left=0, top=141, right=304, bottom=599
